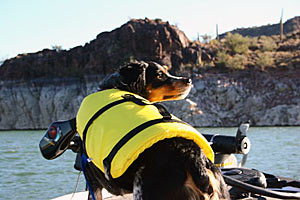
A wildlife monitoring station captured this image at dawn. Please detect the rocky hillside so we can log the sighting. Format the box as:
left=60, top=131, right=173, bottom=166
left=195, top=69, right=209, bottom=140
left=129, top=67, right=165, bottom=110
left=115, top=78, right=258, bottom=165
left=0, top=18, right=200, bottom=80
left=220, top=16, right=300, bottom=38
left=1, top=17, right=300, bottom=80
left=0, top=18, right=299, bottom=129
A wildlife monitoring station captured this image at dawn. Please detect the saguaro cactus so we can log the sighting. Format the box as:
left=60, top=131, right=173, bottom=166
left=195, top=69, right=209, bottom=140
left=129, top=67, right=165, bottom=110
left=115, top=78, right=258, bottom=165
left=280, top=9, right=284, bottom=41
left=216, top=24, right=220, bottom=41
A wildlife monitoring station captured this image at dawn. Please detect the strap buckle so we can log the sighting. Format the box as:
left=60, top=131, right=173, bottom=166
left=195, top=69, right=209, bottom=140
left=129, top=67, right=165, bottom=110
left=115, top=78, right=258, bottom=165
left=122, top=94, right=172, bottom=119
left=122, top=94, right=148, bottom=106
left=153, top=103, right=172, bottom=119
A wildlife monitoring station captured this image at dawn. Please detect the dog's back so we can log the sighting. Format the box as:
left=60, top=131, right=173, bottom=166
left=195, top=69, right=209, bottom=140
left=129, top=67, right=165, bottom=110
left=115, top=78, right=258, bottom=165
left=129, top=138, right=229, bottom=200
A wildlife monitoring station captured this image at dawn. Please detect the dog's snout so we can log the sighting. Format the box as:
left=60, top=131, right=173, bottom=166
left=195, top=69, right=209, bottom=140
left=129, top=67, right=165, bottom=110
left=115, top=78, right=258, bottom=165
left=184, top=78, right=192, bottom=84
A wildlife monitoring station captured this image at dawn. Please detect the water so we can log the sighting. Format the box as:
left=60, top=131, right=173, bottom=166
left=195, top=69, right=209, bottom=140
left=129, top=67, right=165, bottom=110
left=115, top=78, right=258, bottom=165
left=198, top=127, right=300, bottom=179
left=0, top=130, right=86, bottom=200
left=0, top=127, right=299, bottom=200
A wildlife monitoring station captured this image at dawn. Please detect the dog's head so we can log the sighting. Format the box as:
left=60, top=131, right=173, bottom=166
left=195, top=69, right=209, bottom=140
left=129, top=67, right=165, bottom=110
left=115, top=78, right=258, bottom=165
left=143, top=62, right=192, bottom=102
left=100, top=61, right=192, bottom=102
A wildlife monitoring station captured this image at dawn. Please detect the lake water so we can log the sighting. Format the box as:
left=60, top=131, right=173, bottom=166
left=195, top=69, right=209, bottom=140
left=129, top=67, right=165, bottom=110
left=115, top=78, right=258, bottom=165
left=0, top=127, right=299, bottom=200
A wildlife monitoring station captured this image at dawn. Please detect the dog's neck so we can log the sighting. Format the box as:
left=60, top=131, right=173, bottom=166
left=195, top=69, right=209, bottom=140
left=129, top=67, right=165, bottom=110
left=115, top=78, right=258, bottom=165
left=99, top=73, right=148, bottom=99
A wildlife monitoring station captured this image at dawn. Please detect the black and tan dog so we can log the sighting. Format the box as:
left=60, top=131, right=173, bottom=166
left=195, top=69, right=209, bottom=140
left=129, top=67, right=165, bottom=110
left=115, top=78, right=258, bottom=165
left=76, top=61, right=230, bottom=200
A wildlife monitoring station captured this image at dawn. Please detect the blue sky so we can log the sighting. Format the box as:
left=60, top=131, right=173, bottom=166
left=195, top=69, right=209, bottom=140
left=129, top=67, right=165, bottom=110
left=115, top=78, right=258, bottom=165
left=0, top=0, right=299, bottom=60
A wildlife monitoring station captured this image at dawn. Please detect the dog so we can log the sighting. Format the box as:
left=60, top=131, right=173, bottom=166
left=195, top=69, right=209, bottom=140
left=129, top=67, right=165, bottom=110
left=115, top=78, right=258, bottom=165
left=77, top=61, right=230, bottom=200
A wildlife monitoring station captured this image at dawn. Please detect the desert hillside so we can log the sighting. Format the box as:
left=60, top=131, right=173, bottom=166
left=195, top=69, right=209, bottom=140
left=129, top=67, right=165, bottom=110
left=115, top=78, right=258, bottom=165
left=0, top=18, right=299, bottom=129
left=1, top=17, right=300, bottom=80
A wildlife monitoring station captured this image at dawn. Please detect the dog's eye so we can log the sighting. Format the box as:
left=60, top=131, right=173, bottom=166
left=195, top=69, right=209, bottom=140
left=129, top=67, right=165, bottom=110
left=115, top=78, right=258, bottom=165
left=157, top=72, right=165, bottom=79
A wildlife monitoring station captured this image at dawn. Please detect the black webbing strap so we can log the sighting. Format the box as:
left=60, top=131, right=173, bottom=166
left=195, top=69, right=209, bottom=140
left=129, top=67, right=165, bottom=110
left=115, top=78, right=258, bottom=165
left=103, top=118, right=187, bottom=180
left=152, top=103, right=172, bottom=119
left=123, top=94, right=172, bottom=119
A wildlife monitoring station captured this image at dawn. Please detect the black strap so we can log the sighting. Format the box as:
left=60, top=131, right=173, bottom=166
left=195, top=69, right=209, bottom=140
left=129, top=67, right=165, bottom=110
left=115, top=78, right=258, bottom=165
left=152, top=103, right=172, bottom=119
left=103, top=118, right=187, bottom=180
left=122, top=94, right=171, bottom=119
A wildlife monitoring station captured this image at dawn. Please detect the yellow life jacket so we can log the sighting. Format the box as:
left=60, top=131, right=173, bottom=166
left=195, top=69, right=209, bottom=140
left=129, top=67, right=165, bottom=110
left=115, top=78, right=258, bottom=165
left=76, top=89, right=214, bottom=179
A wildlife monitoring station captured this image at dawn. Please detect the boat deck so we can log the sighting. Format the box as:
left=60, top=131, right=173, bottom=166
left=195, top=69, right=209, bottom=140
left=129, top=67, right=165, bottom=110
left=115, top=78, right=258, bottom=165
left=52, top=191, right=285, bottom=200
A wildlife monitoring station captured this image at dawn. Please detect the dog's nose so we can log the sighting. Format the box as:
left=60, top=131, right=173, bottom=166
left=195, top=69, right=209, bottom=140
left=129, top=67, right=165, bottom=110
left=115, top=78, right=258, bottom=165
left=184, top=78, right=192, bottom=84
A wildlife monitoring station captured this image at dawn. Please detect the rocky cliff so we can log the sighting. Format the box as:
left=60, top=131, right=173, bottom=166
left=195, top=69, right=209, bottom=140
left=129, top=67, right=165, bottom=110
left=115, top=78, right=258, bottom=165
left=165, top=70, right=300, bottom=127
left=1, top=69, right=299, bottom=130
left=0, top=18, right=300, bottom=129
left=0, top=77, right=99, bottom=129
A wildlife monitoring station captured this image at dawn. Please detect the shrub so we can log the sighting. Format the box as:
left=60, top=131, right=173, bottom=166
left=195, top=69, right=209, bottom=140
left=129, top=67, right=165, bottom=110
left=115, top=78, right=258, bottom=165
left=227, top=54, right=247, bottom=70
left=51, top=45, right=63, bottom=51
left=215, top=50, right=230, bottom=68
left=248, top=37, right=258, bottom=50
left=256, top=52, right=274, bottom=70
left=216, top=51, right=247, bottom=70
left=224, top=33, right=250, bottom=54
left=201, top=34, right=212, bottom=43
left=209, top=39, right=221, bottom=46
left=259, top=36, right=277, bottom=51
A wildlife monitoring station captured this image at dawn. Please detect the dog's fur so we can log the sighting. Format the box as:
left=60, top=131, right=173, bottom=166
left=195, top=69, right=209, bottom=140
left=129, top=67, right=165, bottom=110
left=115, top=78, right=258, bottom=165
left=85, top=61, right=230, bottom=200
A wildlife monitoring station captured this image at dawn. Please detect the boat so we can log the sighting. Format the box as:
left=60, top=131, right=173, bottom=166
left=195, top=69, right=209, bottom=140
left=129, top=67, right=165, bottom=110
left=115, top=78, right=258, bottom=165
left=51, top=190, right=130, bottom=200
left=39, top=119, right=300, bottom=199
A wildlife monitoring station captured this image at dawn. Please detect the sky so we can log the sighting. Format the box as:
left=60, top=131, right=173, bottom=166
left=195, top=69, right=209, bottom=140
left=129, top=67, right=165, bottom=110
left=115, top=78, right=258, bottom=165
left=0, top=0, right=299, bottom=61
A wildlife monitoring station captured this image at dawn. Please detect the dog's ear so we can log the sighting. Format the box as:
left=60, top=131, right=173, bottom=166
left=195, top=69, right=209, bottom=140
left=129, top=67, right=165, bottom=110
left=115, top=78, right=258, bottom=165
left=98, top=72, right=121, bottom=90
left=119, top=62, right=148, bottom=85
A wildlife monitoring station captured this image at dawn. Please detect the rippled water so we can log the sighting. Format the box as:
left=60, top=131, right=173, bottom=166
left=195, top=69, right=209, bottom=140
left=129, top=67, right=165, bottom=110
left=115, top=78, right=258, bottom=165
left=198, top=127, right=300, bottom=180
left=0, top=127, right=299, bottom=200
left=0, top=130, right=86, bottom=200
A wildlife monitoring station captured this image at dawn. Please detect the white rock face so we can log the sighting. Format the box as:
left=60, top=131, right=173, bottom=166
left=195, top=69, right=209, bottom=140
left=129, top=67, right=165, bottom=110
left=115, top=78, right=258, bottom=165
left=163, top=74, right=300, bottom=127
left=0, top=78, right=99, bottom=129
left=0, top=74, right=299, bottom=130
